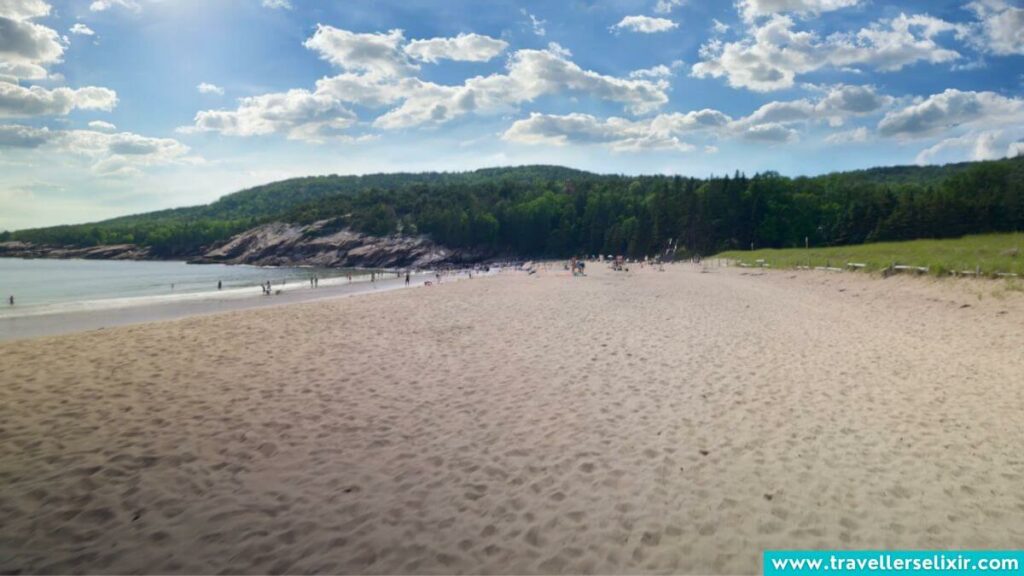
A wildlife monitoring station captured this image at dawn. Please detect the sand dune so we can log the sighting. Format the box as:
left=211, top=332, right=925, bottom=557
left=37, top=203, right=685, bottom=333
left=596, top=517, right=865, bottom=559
left=2, top=263, right=1023, bottom=574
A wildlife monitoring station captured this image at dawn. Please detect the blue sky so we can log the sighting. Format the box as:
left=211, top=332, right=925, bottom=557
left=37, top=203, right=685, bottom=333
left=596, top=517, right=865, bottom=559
left=1, top=0, right=1022, bottom=230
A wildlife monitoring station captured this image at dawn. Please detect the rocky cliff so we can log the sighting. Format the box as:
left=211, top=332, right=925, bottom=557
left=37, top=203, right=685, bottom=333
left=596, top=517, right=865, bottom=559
left=1, top=221, right=490, bottom=268
left=0, top=241, right=152, bottom=260
left=191, top=221, right=487, bottom=268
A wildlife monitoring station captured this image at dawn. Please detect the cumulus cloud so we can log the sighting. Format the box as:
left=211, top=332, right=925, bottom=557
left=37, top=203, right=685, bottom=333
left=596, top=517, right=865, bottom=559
left=304, top=26, right=417, bottom=77
left=0, top=122, right=194, bottom=176
left=741, top=122, right=799, bottom=142
left=877, top=89, right=1024, bottom=139
left=186, top=89, right=356, bottom=142
left=69, top=23, right=95, bottom=36
left=0, top=61, right=48, bottom=80
left=89, top=0, right=139, bottom=12
left=404, top=33, right=508, bottom=63
left=612, top=15, right=678, bottom=34
left=502, top=84, right=890, bottom=152
left=0, top=83, right=117, bottom=118
left=693, top=13, right=962, bottom=91
left=965, top=0, right=1024, bottom=56
left=914, top=129, right=1023, bottom=165
left=373, top=44, right=670, bottom=129
left=0, top=15, right=66, bottom=76
left=654, top=0, right=685, bottom=13
left=188, top=28, right=672, bottom=138
left=737, top=0, right=861, bottom=21
left=197, top=82, right=224, bottom=95
left=88, top=119, right=116, bottom=131
left=629, top=60, right=684, bottom=79
left=503, top=112, right=698, bottom=152
left=871, top=89, right=1024, bottom=165
left=261, top=0, right=292, bottom=9
left=0, top=122, right=52, bottom=147
left=0, top=0, right=51, bottom=20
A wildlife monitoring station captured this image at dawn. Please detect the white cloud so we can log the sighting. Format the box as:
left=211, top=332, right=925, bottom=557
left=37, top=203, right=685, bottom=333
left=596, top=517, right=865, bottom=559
left=824, top=126, right=869, bottom=144
left=404, top=33, right=508, bottom=63
left=502, top=84, right=891, bottom=151
left=304, top=26, right=417, bottom=78
left=88, top=119, right=116, bottom=131
left=0, top=122, right=52, bottom=147
left=89, top=0, right=139, bottom=12
left=0, top=83, right=117, bottom=118
left=503, top=112, right=697, bottom=152
left=0, top=122, right=194, bottom=176
left=0, top=61, right=48, bottom=80
left=965, top=0, right=1024, bottom=56
left=653, top=0, right=685, bottom=14
left=186, top=88, right=356, bottom=142
left=374, top=44, right=671, bottom=129
left=712, top=19, right=730, bottom=34
left=612, top=15, right=678, bottom=34
left=261, top=0, right=292, bottom=9
left=69, top=23, right=95, bottom=36
left=629, top=60, right=684, bottom=79
left=877, top=89, right=1024, bottom=139
left=737, top=0, right=861, bottom=21
left=189, top=26, right=674, bottom=138
left=0, top=15, right=66, bottom=76
left=521, top=10, right=546, bottom=37
left=693, top=13, right=962, bottom=91
left=503, top=108, right=732, bottom=152
left=872, top=89, right=1024, bottom=165
left=741, top=122, right=799, bottom=142
left=313, top=72, right=410, bottom=108
left=197, top=82, right=224, bottom=95
left=0, top=0, right=51, bottom=20
left=914, top=129, right=1021, bottom=165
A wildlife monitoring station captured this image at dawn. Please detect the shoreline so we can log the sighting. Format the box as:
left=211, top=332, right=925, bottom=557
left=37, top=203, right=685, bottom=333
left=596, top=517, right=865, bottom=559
left=0, top=268, right=494, bottom=343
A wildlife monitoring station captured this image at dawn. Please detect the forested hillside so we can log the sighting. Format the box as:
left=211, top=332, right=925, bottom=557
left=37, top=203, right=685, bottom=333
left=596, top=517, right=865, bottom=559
left=3, top=157, right=1022, bottom=259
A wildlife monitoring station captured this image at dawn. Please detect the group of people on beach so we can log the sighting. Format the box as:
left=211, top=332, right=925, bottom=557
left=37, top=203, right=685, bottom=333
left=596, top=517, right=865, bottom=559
left=568, top=258, right=587, bottom=276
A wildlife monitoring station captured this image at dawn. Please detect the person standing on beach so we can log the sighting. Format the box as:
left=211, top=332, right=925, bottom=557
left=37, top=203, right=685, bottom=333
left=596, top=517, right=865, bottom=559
left=218, top=280, right=222, bottom=290
left=405, top=271, right=410, bottom=285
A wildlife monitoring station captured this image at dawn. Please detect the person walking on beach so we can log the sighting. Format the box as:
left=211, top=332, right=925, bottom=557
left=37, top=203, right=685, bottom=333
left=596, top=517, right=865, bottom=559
left=218, top=280, right=222, bottom=290
left=405, top=271, right=410, bottom=285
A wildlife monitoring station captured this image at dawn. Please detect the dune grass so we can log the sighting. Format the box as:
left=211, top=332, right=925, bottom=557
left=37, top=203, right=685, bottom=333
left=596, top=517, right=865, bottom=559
left=716, top=233, right=1024, bottom=277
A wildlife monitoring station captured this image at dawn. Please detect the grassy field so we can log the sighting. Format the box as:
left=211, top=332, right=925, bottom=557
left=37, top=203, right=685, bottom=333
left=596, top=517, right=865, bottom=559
left=716, top=233, right=1024, bottom=277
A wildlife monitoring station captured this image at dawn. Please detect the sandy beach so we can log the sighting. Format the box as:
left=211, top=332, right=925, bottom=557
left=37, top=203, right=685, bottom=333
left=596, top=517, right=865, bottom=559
left=2, top=263, right=1023, bottom=574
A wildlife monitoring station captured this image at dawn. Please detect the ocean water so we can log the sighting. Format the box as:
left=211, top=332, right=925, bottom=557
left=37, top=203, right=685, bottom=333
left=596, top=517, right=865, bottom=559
left=0, top=258, right=376, bottom=318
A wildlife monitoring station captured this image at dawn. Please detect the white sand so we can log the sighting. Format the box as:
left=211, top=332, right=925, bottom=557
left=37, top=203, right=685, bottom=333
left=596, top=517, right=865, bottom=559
left=1, top=263, right=1023, bottom=574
